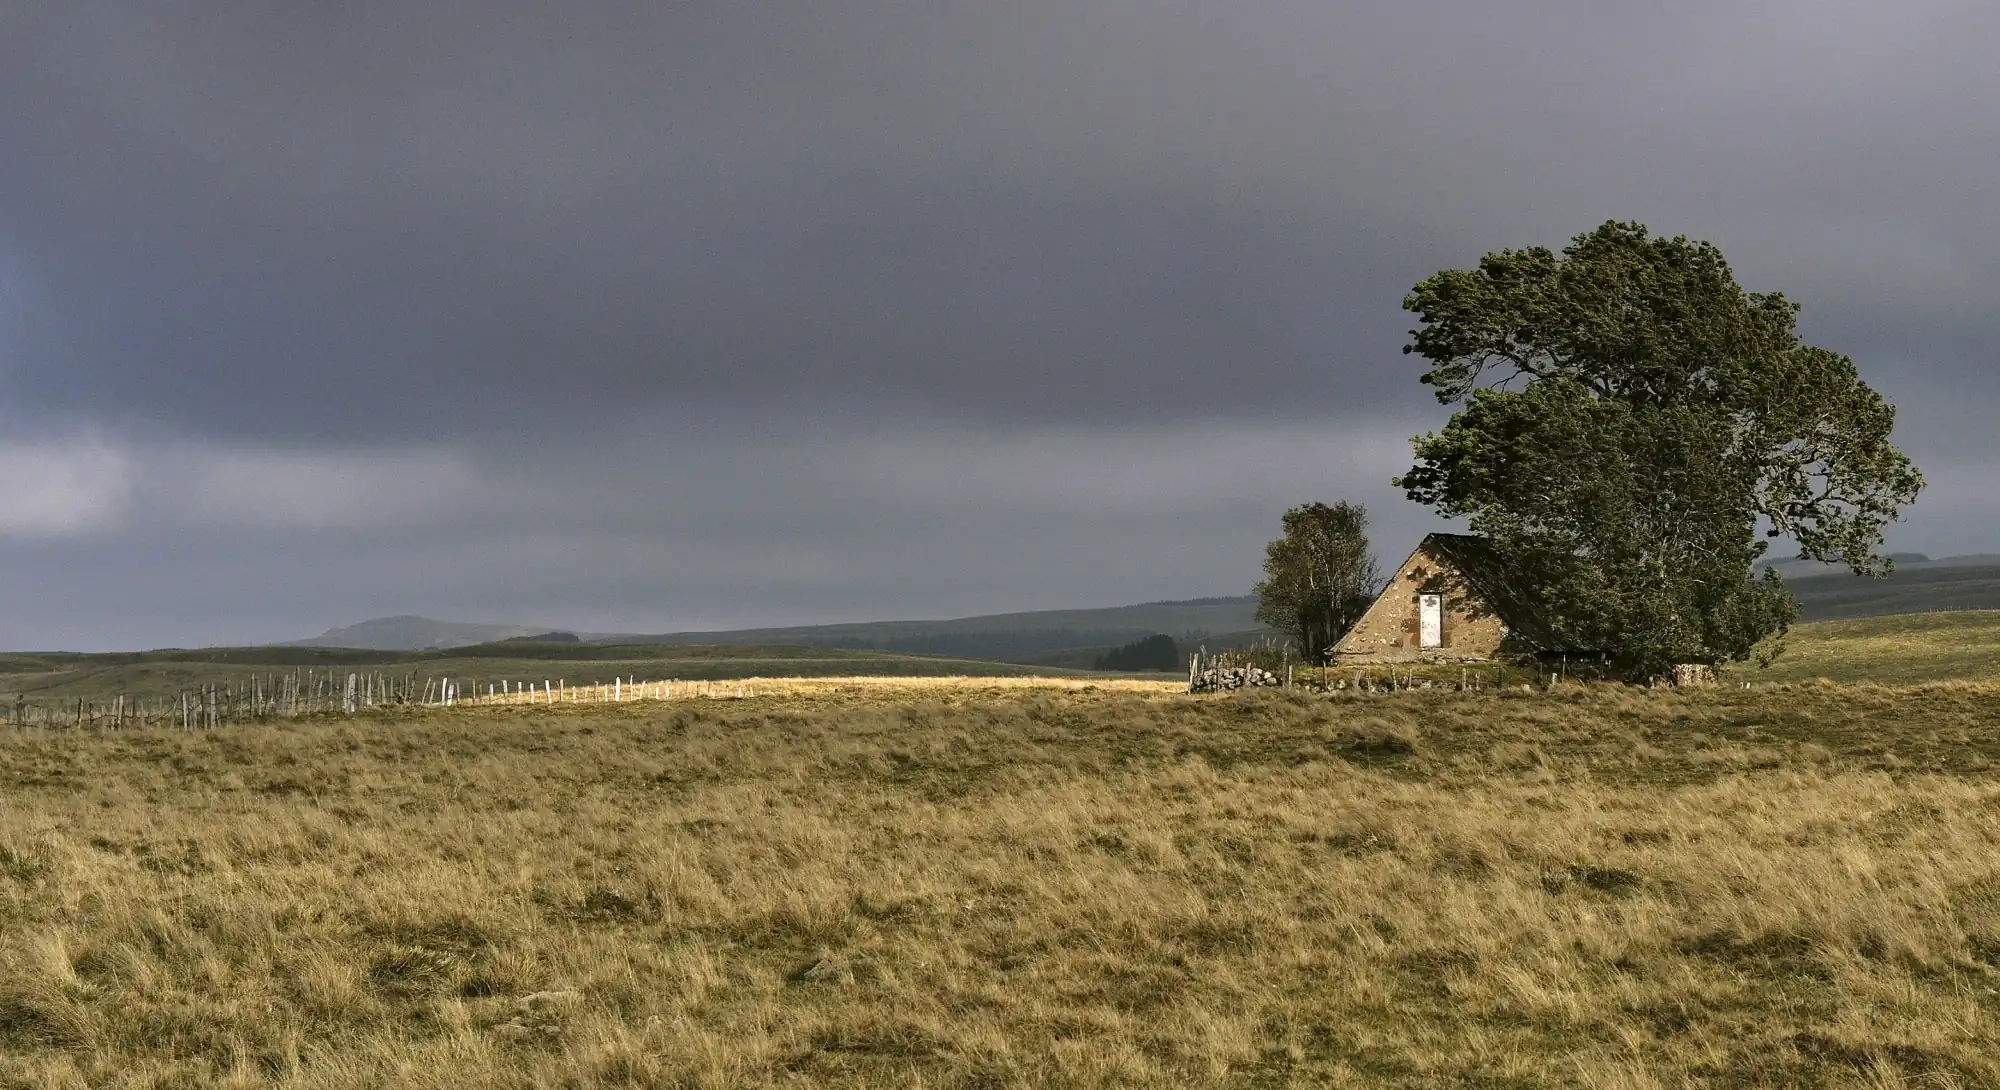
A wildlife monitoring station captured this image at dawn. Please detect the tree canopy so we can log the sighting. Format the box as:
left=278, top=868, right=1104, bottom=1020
left=1253, top=502, right=1380, bottom=663
left=1398, top=221, right=1922, bottom=674
left=1093, top=634, right=1180, bottom=672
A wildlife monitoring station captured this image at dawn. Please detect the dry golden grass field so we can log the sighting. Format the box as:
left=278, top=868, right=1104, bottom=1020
left=8, top=679, right=2000, bottom=1088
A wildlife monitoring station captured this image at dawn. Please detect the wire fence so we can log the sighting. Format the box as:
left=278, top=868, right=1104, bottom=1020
left=3, top=671, right=761, bottom=733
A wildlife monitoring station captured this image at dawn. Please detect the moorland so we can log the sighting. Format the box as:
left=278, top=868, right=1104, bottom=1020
left=0, top=602, right=1991, bottom=717
left=7, top=664, right=2000, bottom=1087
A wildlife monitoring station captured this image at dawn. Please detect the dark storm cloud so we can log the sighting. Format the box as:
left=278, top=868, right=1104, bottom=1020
left=0, top=2, right=1994, bottom=647
left=8, top=1, right=1993, bottom=439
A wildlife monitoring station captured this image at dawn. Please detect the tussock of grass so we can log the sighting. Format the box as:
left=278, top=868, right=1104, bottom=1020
left=5, top=684, right=2000, bottom=1086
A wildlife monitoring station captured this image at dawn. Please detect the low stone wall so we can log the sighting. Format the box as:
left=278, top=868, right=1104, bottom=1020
left=1189, top=666, right=1284, bottom=693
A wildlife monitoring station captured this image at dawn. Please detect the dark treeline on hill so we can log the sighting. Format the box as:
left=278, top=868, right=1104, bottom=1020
left=621, top=598, right=1265, bottom=661
left=1093, top=635, right=1180, bottom=672
left=278, top=600, right=1270, bottom=657
left=636, top=627, right=1231, bottom=663
left=807, top=629, right=1168, bottom=660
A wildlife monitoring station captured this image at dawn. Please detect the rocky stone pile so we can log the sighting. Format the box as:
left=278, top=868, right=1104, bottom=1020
left=1189, top=665, right=1284, bottom=693
left=1668, top=663, right=1717, bottom=687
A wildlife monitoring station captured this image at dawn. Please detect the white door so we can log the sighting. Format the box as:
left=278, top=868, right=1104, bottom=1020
left=1418, top=594, right=1443, bottom=648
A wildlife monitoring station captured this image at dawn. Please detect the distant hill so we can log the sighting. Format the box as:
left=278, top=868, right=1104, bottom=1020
left=1785, top=557, right=2000, bottom=621
left=286, top=598, right=1272, bottom=658
left=1758, top=551, right=1930, bottom=576
left=613, top=597, right=1268, bottom=662
left=290, top=555, right=2000, bottom=658
left=290, top=615, right=557, bottom=650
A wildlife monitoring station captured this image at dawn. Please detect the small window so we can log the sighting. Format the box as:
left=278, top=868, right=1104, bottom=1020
left=1418, top=594, right=1443, bottom=648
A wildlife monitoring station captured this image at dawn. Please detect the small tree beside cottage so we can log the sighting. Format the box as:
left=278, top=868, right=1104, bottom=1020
left=1253, top=501, right=1381, bottom=663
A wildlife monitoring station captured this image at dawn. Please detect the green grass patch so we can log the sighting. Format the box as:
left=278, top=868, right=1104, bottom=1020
left=1737, top=610, right=2000, bottom=685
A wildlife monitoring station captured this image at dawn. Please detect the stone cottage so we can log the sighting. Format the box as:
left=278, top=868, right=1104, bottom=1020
left=1331, top=533, right=1575, bottom=664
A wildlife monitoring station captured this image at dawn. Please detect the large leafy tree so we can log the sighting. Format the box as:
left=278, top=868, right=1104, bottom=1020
left=1254, top=501, right=1381, bottom=662
left=1397, top=222, right=1922, bottom=674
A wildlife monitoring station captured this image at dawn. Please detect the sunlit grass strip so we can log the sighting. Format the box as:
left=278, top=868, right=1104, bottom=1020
left=459, top=672, right=1187, bottom=706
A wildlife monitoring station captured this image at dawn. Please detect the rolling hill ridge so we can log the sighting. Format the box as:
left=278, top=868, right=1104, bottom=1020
left=292, top=598, right=1269, bottom=659
left=287, top=555, right=1998, bottom=661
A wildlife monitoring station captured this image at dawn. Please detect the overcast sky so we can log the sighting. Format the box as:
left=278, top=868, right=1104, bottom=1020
left=0, top=3, right=1994, bottom=649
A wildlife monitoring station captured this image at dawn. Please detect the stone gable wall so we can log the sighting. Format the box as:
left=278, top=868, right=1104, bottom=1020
left=1333, top=544, right=1508, bottom=663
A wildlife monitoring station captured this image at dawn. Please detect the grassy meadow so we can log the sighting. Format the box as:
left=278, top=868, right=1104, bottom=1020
left=8, top=677, right=2000, bottom=1088
left=1742, top=610, right=2000, bottom=685
left=0, top=644, right=1086, bottom=709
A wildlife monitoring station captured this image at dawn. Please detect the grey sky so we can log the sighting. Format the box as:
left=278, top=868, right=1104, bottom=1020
left=0, top=2, right=1993, bottom=649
